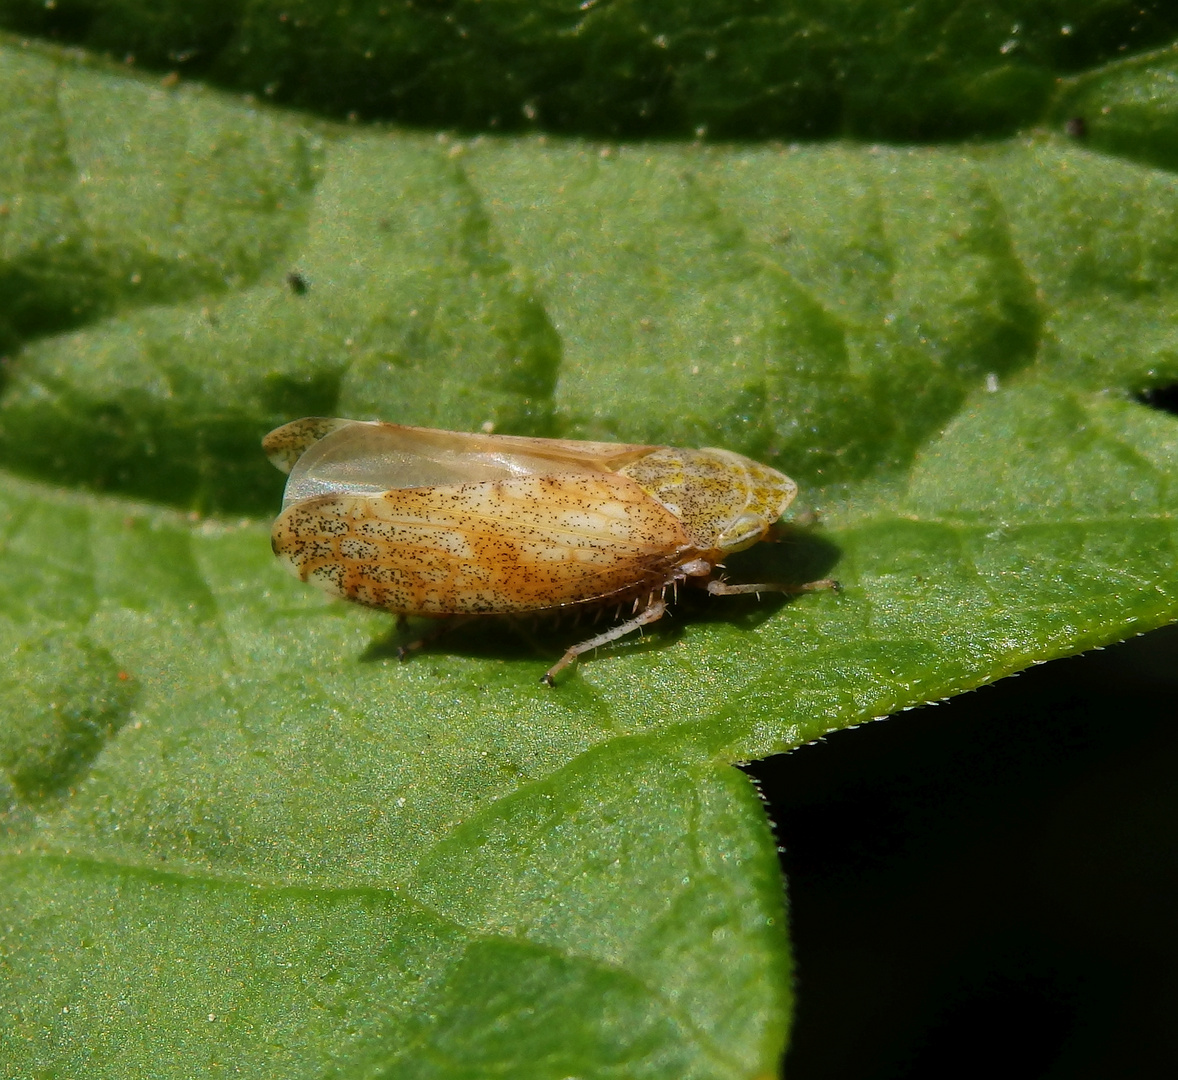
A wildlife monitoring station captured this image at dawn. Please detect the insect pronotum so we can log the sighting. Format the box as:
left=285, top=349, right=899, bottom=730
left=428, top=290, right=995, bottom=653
left=263, top=418, right=837, bottom=683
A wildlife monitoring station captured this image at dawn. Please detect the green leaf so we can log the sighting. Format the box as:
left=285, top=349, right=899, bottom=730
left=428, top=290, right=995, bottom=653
left=2, top=20, right=1178, bottom=1080
left=1052, top=41, right=1178, bottom=171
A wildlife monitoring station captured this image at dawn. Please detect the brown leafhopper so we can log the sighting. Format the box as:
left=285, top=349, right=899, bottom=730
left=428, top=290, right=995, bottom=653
left=264, top=418, right=836, bottom=683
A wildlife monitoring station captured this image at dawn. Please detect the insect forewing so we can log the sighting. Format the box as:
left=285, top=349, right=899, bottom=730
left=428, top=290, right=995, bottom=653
left=272, top=473, right=692, bottom=614
left=271, top=419, right=659, bottom=509
left=263, top=417, right=353, bottom=474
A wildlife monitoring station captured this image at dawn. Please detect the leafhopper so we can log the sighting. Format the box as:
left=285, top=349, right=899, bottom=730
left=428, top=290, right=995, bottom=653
left=264, top=418, right=836, bottom=683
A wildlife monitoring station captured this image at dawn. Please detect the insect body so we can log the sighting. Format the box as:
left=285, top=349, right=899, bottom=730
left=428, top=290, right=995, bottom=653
left=264, top=418, right=836, bottom=683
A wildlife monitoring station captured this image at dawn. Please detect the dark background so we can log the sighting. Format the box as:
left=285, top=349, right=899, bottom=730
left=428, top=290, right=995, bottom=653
left=748, top=622, right=1178, bottom=1079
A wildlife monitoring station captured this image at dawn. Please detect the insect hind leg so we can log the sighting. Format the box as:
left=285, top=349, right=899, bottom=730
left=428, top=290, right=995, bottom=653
left=542, top=596, right=668, bottom=686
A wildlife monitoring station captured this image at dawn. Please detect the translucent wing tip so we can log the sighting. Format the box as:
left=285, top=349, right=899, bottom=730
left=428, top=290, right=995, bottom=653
left=262, top=417, right=354, bottom=474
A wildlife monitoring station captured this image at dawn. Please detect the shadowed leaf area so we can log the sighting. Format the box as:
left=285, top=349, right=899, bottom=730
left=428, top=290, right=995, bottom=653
left=3, top=0, right=1178, bottom=139
left=1, top=11, right=1178, bottom=1080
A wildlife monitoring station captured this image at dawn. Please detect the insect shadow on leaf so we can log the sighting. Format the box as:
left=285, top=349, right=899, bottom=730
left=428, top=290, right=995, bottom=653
left=358, top=525, right=843, bottom=668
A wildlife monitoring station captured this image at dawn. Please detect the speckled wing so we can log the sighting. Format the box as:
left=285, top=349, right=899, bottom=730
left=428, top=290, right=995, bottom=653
left=262, top=418, right=353, bottom=474
left=272, top=472, right=694, bottom=614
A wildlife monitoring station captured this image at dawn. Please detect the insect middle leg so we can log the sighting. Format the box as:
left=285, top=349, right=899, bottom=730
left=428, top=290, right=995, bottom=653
left=541, top=596, right=668, bottom=686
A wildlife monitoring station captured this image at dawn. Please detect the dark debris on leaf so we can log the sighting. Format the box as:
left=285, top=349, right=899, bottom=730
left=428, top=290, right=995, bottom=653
left=1136, top=384, right=1178, bottom=416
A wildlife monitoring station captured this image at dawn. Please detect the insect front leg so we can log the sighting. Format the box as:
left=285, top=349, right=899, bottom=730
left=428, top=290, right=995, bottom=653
left=542, top=596, right=668, bottom=686
left=706, top=577, right=840, bottom=598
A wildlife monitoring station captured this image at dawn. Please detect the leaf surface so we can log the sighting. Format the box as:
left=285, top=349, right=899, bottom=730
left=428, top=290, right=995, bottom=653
left=2, top=24, right=1178, bottom=1080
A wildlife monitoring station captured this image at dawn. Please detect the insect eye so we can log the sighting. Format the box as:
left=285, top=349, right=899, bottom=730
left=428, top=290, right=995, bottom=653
left=715, top=512, right=769, bottom=553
